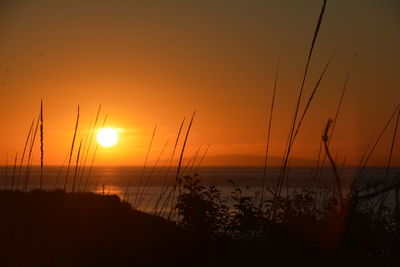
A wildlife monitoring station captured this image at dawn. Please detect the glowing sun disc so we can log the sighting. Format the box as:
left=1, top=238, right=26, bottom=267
left=97, top=128, right=118, bottom=147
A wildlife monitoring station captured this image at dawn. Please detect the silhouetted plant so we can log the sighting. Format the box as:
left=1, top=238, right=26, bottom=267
left=176, top=175, right=229, bottom=237
left=175, top=176, right=345, bottom=240
left=228, top=180, right=268, bottom=239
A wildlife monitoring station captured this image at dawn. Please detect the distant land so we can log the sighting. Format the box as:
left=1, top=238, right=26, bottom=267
left=147, top=154, right=317, bottom=167
left=195, top=154, right=317, bottom=167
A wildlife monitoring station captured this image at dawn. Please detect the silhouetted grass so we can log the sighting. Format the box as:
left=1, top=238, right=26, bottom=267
left=2, top=0, right=400, bottom=265
left=64, top=105, right=80, bottom=191
left=83, top=114, right=107, bottom=192
left=378, top=108, right=400, bottom=211
left=16, top=119, right=34, bottom=190
left=193, top=142, right=211, bottom=175
left=355, top=103, right=400, bottom=182
left=78, top=104, right=101, bottom=192
left=316, top=73, right=349, bottom=187
left=322, top=119, right=343, bottom=206
left=261, top=57, right=279, bottom=207
left=71, top=139, right=82, bottom=193
left=128, top=124, right=157, bottom=206
left=169, top=111, right=196, bottom=219
left=153, top=117, right=186, bottom=215
left=136, top=140, right=169, bottom=208
left=23, top=116, right=39, bottom=192
left=273, top=0, right=328, bottom=220
left=76, top=116, right=93, bottom=191
left=277, top=0, right=328, bottom=195
left=183, top=144, right=202, bottom=176
left=40, top=99, right=44, bottom=190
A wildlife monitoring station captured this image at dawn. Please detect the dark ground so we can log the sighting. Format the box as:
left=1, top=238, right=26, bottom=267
left=0, top=190, right=399, bottom=267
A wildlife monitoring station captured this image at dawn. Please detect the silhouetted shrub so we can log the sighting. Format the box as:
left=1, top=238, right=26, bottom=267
left=176, top=175, right=230, bottom=237
left=228, top=180, right=268, bottom=239
left=174, top=174, right=400, bottom=266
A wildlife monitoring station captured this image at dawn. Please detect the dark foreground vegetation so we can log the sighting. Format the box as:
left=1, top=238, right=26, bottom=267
left=1, top=175, right=400, bottom=267
left=1, top=0, right=399, bottom=266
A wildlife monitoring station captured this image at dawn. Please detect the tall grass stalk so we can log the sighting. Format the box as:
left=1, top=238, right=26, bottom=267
left=354, top=103, right=400, bottom=184
left=40, top=99, right=44, bottom=190
left=328, top=73, right=349, bottom=140
left=314, top=129, right=326, bottom=208
left=323, top=119, right=343, bottom=206
left=78, top=104, right=102, bottom=190
left=63, top=105, right=80, bottom=191
left=383, top=109, right=399, bottom=183
left=187, top=145, right=202, bottom=176
left=169, top=111, right=196, bottom=220
left=314, top=74, right=349, bottom=204
left=378, top=108, right=400, bottom=209
left=291, top=52, right=335, bottom=145
left=276, top=48, right=333, bottom=201
left=277, top=52, right=333, bottom=200
left=83, top=115, right=107, bottom=192
left=274, top=0, right=328, bottom=204
left=23, top=116, right=40, bottom=192
left=193, top=142, right=211, bottom=175
left=152, top=118, right=186, bottom=215
left=260, top=57, right=279, bottom=207
left=76, top=116, right=93, bottom=192
left=180, top=145, right=201, bottom=176
left=71, top=139, right=83, bottom=193
left=135, top=140, right=169, bottom=209
left=126, top=124, right=157, bottom=203
left=316, top=73, right=349, bottom=181
left=16, top=119, right=34, bottom=190
left=357, top=133, right=375, bottom=170
left=176, top=112, right=195, bottom=182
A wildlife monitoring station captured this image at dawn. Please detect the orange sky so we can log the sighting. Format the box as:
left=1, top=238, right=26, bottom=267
left=0, top=0, right=399, bottom=166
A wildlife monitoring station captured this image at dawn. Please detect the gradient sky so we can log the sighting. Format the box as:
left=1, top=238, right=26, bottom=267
left=0, top=0, right=399, bottom=166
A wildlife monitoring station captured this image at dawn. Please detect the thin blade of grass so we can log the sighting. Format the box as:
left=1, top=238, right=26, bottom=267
left=23, top=116, right=40, bottom=192
left=153, top=117, right=186, bottom=214
left=126, top=124, right=157, bottom=204
left=16, top=119, right=34, bottom=190
left=40, top=99, right=44, bottom=190
left=83, top=114, right=107, bottom=192
left=78, top=104, right=102, bottom=190
left=63, top=105, right=80, bottom=192
left=169, top=111, right=196, bottom=220
left=274, top=0, right=328, bottom=203
left=136, top=140, right=169, bottom=209
left=71, top=139, right=83, bottom=193
left=355, top=103, right=400, bottom=183
left=261, top=57, right=279, bottom=207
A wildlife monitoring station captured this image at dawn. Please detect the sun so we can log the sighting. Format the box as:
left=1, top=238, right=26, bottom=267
left=97, top=128, right=119, bottom=147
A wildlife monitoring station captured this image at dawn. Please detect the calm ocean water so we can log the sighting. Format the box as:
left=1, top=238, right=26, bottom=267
left=1, top=166, right=399, bottom=212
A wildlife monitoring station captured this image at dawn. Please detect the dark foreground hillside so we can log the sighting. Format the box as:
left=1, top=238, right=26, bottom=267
left=0, top=190, right=269, bottom=267
left=0, top=190, right=195, bottom=267
left=0, top=189, right=400, bottom=267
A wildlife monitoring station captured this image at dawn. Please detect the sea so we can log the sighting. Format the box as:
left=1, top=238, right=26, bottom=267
left=1, top=166, right=399, bottom=213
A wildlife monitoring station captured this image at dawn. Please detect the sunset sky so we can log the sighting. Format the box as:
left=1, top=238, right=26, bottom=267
left=0, top=0, right=399, bottom=166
